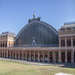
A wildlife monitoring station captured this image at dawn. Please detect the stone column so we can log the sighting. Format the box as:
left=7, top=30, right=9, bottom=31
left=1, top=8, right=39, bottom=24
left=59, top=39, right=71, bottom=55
left=25, top=51, right=27, bottom=61
left=3, top=50, right=5, bottom=58
left=43, top=52, right=45, bottom=62
left=2, top=41, right=3, bottom=47
left=34, top=51, right=35, bottom=62
left=3, top=50, right=5, bottom=57
left=18, top=51, right=20, bottom=59
left=15, top=51, right=16, bottom=59
left=71, top=37, right=73, bottom=47
left=38, top=51, right=40, bottom=62
left=1, top=49, right=3, bottom=57
left=20, top=51, right=21, bottom=60
left=23, top=51, right=25, bottom=60
left=2, top=49, right=4, bottom=57
left=11, top=51, right=12, bottom=58
left=0, top=50, right=1, bottom=57
left=71, top=49, right=74, bottom=63
left=6, top=49, right=8, bottom=58
left=5, top=50, right=6, bottom=58
left=9, top=51, right=11, bottom=58
left=58, top=51, right=61, bottom=63
left=12, top=50, right=14, bottom=59
left=20, top=51, right=22, bottom=60
left=59, top=37, right=61, bottom=47
left=1, top=50, right=2, bottom=57
left=53, top=51, right=56, bottom=63
left=22, top=51, right=24, bottom=60
left=65, top=50, right=67, bottom=63
left=2, top=49, right=3, bottom=57
left=17, top=51, right=19, bottom=59
left=29, top=51, right=31, bottom=61
left=65, top=38, right=67, bottom=47
left=48, top=51, right=50, bottom=63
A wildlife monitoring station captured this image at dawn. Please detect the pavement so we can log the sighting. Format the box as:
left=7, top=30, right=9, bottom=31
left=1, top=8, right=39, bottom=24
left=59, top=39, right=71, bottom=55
left=0, top=58, right=64, bottom=66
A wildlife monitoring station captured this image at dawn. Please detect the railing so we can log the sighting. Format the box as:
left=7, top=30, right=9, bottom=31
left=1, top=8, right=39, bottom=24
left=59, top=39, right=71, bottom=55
left=0, top=46, right=75, bottom=51
left=14, top=44, right=58, bottom=47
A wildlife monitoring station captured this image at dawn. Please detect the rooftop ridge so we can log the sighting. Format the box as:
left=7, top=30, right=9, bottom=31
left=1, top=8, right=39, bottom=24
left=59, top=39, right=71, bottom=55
left=64, top=22, right=75, bottom=25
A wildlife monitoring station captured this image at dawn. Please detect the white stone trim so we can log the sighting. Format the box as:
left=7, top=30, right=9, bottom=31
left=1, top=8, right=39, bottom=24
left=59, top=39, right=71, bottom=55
left=59, top=34, right=75, bottom=37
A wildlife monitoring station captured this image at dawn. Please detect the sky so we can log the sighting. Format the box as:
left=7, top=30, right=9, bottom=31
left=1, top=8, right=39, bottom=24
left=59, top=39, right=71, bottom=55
left=0, top=0, right=75, bottom=34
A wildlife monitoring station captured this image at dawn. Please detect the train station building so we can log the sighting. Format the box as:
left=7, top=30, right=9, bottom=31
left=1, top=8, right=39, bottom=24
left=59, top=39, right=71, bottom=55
left=0, top=15, right=75, bottom=64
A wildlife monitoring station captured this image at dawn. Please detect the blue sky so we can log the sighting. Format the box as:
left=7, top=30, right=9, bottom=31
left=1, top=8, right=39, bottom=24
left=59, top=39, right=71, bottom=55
left=0, top=0, right=75, bottom=34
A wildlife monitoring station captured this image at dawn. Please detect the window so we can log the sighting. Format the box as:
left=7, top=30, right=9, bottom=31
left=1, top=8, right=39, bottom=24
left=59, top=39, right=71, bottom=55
left=67, top=39, right=71, bottom=47
left=61, top=40, right=65, bottom=47
left=73, top=39, right=75, bottom=46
